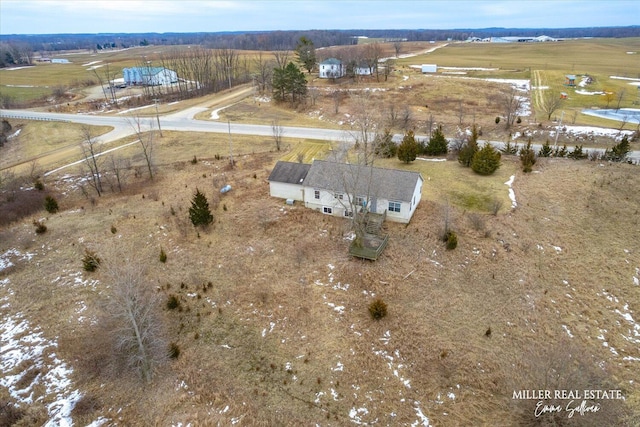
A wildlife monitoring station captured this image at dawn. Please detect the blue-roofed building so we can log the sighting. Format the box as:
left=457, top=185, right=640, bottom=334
left=123, top=67, right=178, bottom=86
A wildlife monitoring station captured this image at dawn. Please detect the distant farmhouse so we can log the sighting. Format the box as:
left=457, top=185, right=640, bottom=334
left=123, top=67, right=178, bottom=86
left=319, top=58, right=346, bottom=79
left=353, top=61, right=374, bottom=76
left=268, top=160, right=424, bottom=224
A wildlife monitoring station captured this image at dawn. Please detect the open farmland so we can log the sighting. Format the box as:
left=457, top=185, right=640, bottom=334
left=1, top=37, right=640, bottom=426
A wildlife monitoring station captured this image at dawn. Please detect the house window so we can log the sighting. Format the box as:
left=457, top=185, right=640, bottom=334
left=389, top=201, right=401, bottom=213
left=314, top=190, right=320, bottom=199
left=356, top=196, right=367, bottom=207
left=323, top=207, right=333, bottom=214
left=344, top=210, right=353, bottom=217
left=334, top=193, right=344, bottom=200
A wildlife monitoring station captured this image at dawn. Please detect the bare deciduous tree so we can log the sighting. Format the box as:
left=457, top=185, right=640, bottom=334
left=273, top=48, right=290, bottom=69
left=93, top=62, right=118, bottom=106
left=615, top=88, right=626, bottom=111
left=540, top=90, right=562, bottom=120
left=103, top=253, right=167, bottom=383
left=106, top=153, right=130, bottom=193
left=80, top=126, right=104, bottom=196
left=272, top=119, right=284, bottom=151
left=128, top=116, right=156, bottom=180
left=425, top=112, right=435, bottom=140
left=387, top=103, right=398, bottom=129
left=501, top=87, right=524, bottom=129
left=400, top=105, right=413, bottom=131
left=331, top=89, right=344, bottom=114
left=457, top=100, right=465, bottom=125
left=308, top=86, right=320, bottom=106
left=393, top=41, right=403, bottom=58
left=382, top=58, right=394, bottom=81
left=365, top=42, right=382, bottom=81
left=349, top=91, right=382, bottom=165
left=253, top=51, right=273, bottom=94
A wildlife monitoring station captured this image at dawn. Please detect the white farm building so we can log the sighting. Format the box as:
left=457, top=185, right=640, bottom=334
left=123, top=67, right=178, bottom=86
left=268, top=160, right=423, bottom=224
left=421, top=64, right=437, bottom=73
left=319, top=58, right=346, bottom=79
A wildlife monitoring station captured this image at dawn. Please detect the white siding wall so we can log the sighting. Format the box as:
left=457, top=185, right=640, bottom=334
left=269, top=182, right=305, bottom=201
left=355, top=67, right=372, bottom=75
left=304, top=188, right=349, bottom=216
left=302, top=187, right=421, bottom=223
left=319, top=63, right=345, bottom=79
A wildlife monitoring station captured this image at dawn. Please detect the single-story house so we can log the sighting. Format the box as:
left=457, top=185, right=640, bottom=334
left=421, top=64, right=437, bottom=73
left=319, top=58, right=346, bottom=79
left=354, top=61, right=374, bottom=76
left=268, top=161, right=311, bottom=201
left=123, top=67, right=178, bottom=86
left=268, top=160, right=424, bottom=224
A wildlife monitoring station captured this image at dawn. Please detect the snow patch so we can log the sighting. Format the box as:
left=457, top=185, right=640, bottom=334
left=504, top=175, right=517, bottom=208
left=0, top=313, right=81, bottom=426
left=562, top=325, right=574, bottom=338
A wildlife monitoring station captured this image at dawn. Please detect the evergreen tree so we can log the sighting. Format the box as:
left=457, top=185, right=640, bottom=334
left=374, top=128, right=397, bottom=158
left=471, top=143, right=501, bottom=175
left=519, top=139, right=536, bottom=173
left=189, top=188, right=213, bottom=227
left=424, top=125, right=448, bottom=156
left=458, top=124, right=480, bottom=167
left=604, top=135, right=630, bottom=162
left=500, top=141, right=519, bottom=155
left=397, top=130, right=419, bottom=163
left=539, top=140, right=553, bottom=157
left=272, top=62, right=307, bottom=105
left=554, top=144, right=568, bottom=158
left=295, top=36, right=316, bottom=74
left=568, top=144, right=585, bottom=160
left=44, top=195, right=59, bottom=213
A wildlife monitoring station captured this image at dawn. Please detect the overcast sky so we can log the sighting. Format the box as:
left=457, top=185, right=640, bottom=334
left=1, top=0, right=638, bottom=35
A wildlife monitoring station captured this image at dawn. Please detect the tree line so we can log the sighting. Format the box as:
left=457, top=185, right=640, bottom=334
left=2, top=26, right=638, bottom=62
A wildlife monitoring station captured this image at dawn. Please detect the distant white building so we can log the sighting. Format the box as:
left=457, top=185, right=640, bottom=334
left=51, top=58, right=70, bottom=64
left=354, top=61, right=374, bottom=76
left=123, top=67, right=178, bottom=86
left=319, top=58, right=346, bottom=79
left=421, top=64, right=437, bottom=73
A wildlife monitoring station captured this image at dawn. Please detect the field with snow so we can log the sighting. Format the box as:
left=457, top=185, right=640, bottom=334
left=2, top=36, right=640, bottom=426
left=1, top=151, right=639, bottom=425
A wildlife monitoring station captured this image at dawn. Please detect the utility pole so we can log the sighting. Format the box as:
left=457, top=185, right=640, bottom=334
left=554, top=110, right=564, bottom=150
left=153, top=98, right=162, bottom=137
left=227, top=120, right=234, bottom=167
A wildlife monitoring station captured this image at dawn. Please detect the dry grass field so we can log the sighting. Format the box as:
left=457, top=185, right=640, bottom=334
left=1, top=147, right=639, bottom=425
left=1, top=38, right=640, bottom=426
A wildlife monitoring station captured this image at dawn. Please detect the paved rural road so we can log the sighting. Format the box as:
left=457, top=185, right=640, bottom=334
left=2, top=94, right=639, bottom=174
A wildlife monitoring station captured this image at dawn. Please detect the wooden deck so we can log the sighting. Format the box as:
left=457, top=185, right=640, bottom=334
left=348, top=210, right=388, bottom=260
left=349, top=233, right=389, bottom=260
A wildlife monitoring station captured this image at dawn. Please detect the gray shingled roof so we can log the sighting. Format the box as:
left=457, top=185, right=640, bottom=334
left=302, top=160, right=423, bottom=203
left=320, top=58, right=342, bottom=65
left=268, top=161, right=311, bottom=185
